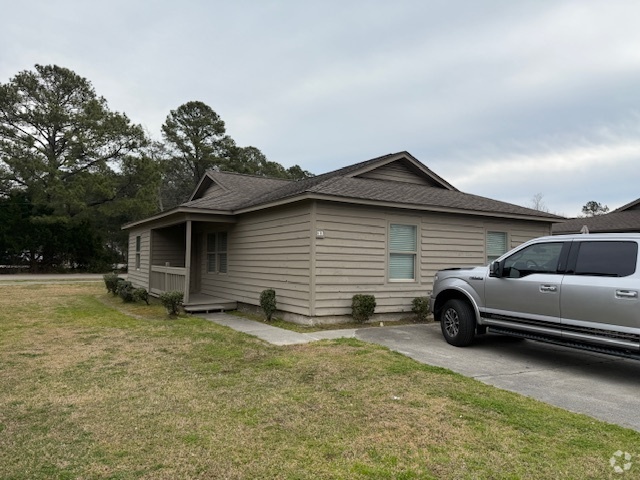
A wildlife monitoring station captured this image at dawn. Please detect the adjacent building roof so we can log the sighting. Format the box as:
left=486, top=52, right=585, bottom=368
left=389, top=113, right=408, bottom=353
left=552, top=197, right=640, bottom=234
left=124, top=151, right=562, bottom=229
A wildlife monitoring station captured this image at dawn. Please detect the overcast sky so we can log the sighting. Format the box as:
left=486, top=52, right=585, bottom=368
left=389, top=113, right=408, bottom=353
left=2, top=0, right=640, bottom=217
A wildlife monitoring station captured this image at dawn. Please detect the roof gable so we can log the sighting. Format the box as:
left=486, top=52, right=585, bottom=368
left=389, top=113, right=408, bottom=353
left=183, top=171, right=292, bottom=210
left=189, top=172, right=227, bottom=201
left=349, top=152, right=457, bottom=190
left=614, top=197, right=640, bottom=212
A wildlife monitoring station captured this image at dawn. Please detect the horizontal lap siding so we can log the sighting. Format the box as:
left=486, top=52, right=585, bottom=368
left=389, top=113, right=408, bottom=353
left=420, top=216, right=485, bottom=286
left=313, top=204, right=553, bottom=317
left=200, top=205, right=312, bottom=315
left=510, top=224, right=551, bottom=248
left=420, top=215, right=551, bottom=286
left=151, top=227, right=185, bottom=267
left=127, top=229, right=150, bottom=290
left=357, top=162, right=432, bottom=185
left=314, top=204, right=423, bottom=316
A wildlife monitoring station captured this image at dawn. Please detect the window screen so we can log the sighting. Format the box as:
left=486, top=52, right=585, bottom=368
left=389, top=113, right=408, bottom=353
left=487, top=231, right=507, bottom=263
left=389, top=224, right=417, bottom=280
left=574, top=241, right=637, bottom=277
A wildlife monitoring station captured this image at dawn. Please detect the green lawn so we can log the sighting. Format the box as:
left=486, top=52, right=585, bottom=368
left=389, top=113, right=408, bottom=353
left=0, top=283, right=638, bottom=479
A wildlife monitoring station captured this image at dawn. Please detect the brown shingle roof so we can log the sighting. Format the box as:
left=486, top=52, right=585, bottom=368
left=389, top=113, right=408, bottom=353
left=179, top=152, right=561, bottom=221
left=552, top=210, right=640, bottom=234
left=182, top=172, right=292, bottom=210
left=300, top=177, right=560, bottom=218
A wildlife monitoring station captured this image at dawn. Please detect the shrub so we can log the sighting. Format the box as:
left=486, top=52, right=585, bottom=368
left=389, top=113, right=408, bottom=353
left=117, top=280, right=135, bottom=303
left=160, top=291, right=184, bottom=316
left=352, top=294, right=376, bottom=323
left=134, top=288, right=150, bottom=305
left=114, top=277, right=126, bottom=296
left=103, top=273, right=120, bottom=295
left=260, top=289, right=277, bottom=321
left=411, top=297, right=431, bottom=321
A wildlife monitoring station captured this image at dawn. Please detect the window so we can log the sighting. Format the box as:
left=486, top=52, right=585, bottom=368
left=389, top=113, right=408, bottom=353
left=389, top=224, right=417, bottom=281
left=573, top=241, right=637, bottom=277
left=503, top=242, right=564, bottom=278
left=487, top=231, right=507, bottom=263
left=135, top=236, right=141, bottom=269
left=207, top=232, right=228, bottom=274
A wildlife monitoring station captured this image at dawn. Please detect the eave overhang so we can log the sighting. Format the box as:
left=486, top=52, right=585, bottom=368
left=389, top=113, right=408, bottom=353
left=122, top=207, right=236, bottom=230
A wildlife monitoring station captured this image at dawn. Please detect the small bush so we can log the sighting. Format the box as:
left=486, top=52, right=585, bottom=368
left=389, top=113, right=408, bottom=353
left=114, top=278, right=126, bottom=296
left=352, top=294, right=376, bottom=323
left=134, top=288, right=150, bottom=305
left=160, top=291, right=184, bottom=316
left=103, top=273, right=120, bottom=295
left=411, top=297, right=431, bottom=321
left=117, top=280, right=135, bottom=303
left=260, top=289, right=277, bottom=321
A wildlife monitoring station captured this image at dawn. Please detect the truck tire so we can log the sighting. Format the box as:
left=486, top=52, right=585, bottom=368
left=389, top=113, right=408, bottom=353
left=440, top=299, right=476, bottom=347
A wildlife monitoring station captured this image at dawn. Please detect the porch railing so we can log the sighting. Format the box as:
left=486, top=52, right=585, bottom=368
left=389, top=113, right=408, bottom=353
left=150, top=265, right=187, bottom=295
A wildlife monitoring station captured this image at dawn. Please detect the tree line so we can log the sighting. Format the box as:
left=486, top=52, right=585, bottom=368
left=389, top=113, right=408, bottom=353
left=0, top=64, right=311, bottom=272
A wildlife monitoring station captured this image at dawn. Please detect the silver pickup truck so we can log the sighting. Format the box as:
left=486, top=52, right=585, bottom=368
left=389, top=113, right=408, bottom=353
left=429, top=233, right=640, bottom=359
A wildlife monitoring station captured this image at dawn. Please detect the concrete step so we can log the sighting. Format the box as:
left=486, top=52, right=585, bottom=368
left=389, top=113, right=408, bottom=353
left=184, top=301, right=237, bottom=313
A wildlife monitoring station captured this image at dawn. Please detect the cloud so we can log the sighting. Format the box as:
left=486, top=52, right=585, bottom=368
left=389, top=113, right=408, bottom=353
left=440, top=120, right=640, bottom=216
left=2, top=1, right=640, bottom=218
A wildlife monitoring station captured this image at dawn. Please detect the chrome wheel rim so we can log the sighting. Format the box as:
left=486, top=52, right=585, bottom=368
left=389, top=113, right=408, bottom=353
left=443, top=308, right=460, bottom=337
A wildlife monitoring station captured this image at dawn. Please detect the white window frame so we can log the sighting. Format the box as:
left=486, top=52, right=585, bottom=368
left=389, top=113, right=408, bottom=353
left=486, top=231, right=508, bottom=264
left=207, top=232, right=228, bottom=274
left=388, top=223, right=418, bottom=282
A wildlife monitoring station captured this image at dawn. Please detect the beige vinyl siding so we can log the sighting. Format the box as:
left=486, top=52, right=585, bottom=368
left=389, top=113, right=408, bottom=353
left=510, top=225, right=551, bottom=248
left=151, top=226, right=186, bottom=267
left=127, top=229, right=150, bottom=289
left=199, top=204, right=312, bottom=315
left=312, top=203, right=552, bottom=318
left=313, top=203, right=421, bottom=316
left=356, top=161, right=439, bottom=186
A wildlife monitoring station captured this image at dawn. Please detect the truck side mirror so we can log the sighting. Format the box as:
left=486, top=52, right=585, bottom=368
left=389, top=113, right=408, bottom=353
left=489, top=260, right=503, bottom=278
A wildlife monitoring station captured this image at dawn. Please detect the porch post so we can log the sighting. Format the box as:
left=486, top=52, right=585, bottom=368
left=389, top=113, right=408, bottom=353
left=184, top=220, right=192, bottom=304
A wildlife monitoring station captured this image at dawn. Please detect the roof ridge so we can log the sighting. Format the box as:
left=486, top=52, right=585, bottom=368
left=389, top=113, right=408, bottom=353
left=208, top=170, right=294, bottom=182
left=232, top=152, right=405, bottom=209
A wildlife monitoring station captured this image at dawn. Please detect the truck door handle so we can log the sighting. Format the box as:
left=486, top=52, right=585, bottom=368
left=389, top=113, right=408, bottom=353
left=540, top=285, right=557, bottom=293
left=616, top=290, right=638, bottom=299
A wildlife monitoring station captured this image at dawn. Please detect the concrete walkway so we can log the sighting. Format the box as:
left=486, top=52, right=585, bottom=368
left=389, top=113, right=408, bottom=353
left=201, top=313, right=357, bottom=346
left=201, top=312, right=640, bottom=432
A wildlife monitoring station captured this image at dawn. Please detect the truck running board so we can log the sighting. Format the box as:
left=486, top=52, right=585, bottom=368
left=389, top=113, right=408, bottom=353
left=487, top=326, right=640, bottom=362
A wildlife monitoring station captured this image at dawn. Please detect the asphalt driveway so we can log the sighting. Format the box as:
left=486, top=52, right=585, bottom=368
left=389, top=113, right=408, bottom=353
left=356, top=323, right=640, bottom=432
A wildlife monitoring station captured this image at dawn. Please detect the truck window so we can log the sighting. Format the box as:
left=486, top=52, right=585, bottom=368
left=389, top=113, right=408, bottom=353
left=573, top=241, right=638, bottom=277
left=503, top=242, right=564, bottom=278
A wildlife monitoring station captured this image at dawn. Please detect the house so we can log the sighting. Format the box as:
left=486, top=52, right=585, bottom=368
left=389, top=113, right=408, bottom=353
left=123, top=152, right=561, bottom=323
left=552, top=198, right=640, bottom=234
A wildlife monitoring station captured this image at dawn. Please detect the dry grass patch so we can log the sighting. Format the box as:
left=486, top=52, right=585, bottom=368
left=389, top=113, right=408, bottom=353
left=0, top=283, right=638, bottom=479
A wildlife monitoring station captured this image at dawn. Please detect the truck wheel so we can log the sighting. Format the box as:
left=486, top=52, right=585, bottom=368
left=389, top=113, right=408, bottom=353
left=440, top=299, right=476, bottom=347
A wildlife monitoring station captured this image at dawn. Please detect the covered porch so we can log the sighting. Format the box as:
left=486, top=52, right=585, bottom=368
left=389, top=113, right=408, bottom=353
left=147, top=216, right=237, bottom=312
